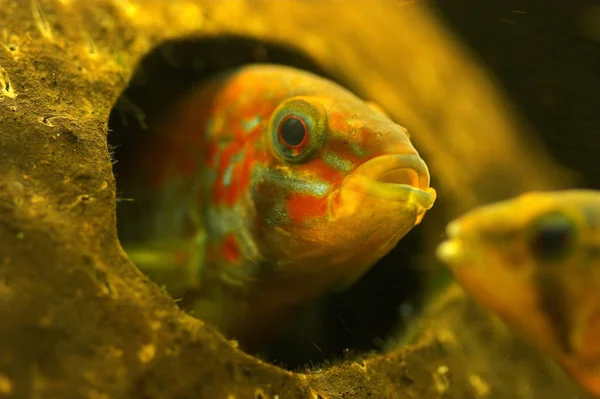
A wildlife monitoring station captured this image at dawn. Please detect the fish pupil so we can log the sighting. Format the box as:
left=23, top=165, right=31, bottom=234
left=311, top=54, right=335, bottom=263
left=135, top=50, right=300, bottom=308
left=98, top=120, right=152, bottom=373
left=280, top=116, right=307, bottom=147
left=529, top=214, right=575, bottom=262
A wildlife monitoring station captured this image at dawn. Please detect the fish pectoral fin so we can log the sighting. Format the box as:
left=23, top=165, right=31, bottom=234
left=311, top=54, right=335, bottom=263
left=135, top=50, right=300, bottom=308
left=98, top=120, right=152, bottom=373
left=123, top=236, right=205, bottom=295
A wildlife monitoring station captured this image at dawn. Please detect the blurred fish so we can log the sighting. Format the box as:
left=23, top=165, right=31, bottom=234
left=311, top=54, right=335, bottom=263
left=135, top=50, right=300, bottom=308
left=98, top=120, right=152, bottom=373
left=437, top=190, right=600, bottom=398
left=122, top=64, right=436, bottom=343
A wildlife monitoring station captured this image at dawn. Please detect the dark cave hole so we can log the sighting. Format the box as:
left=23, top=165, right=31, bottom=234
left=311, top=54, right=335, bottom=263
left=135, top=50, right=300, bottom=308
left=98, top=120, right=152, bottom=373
left=107, top=35, right=425, bottom=370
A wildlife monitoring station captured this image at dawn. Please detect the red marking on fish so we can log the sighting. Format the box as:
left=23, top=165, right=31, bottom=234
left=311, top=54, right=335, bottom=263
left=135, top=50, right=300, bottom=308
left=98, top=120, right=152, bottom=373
left=222, top=234, right=241, bottom=263
left=211, top=130, right=264, bottom=206
left=286, top=193, right=328, bottom=223
left=301, top=157, right=345, bottom=184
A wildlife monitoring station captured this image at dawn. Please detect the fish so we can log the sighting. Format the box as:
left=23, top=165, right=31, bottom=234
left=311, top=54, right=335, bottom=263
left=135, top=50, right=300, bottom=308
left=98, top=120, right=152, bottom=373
left=120, top=64, right=437, bottom=345
left=437, top=190, right=600, bottom=397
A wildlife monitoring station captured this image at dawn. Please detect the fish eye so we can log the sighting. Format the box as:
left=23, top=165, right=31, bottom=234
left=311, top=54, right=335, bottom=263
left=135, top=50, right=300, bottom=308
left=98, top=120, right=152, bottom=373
left=269, top=97, right=327, bottom=163
left=278, top=115, right=309, bottom=149
left=528, top=212, right=576, bottom=262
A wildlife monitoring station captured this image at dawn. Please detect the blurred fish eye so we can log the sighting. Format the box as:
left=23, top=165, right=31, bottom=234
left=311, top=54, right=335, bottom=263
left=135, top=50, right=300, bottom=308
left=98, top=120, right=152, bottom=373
left=528, top=212, right=576, bottom=262
left=278, top=115, right=309, bottom=149
left=269, top=98, right=327, bottom=163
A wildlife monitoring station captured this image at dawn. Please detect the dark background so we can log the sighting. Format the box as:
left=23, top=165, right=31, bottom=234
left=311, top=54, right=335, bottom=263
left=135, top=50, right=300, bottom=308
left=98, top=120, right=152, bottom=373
left=432, top=0, right=600, bottom=187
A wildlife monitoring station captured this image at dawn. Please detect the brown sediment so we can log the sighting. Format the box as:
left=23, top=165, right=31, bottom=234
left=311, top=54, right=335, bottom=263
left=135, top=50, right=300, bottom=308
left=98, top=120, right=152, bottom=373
left=0, top=0, right=586, bottom=398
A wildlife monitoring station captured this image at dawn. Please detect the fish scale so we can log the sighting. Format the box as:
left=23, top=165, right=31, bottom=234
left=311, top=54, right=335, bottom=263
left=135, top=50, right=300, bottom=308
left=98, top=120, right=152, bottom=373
left=121, top=64, right=436, bottom=345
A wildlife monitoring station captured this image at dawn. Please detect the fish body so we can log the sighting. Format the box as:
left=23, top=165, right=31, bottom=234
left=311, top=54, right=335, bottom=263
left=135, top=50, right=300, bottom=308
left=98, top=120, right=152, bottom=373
left=437, top=190, right=600, bottom=397
left=122, top=64, right=436, bottom=343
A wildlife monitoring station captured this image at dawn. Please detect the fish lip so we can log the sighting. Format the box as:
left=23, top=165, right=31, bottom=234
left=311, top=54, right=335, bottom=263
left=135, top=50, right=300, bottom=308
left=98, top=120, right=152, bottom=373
left=346, top=154, right=437, bottom=209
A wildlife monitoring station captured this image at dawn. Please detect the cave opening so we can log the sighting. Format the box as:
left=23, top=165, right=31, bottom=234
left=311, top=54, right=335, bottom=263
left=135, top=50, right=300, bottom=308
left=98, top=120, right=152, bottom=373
left=107, top=35, right=425, bottom=370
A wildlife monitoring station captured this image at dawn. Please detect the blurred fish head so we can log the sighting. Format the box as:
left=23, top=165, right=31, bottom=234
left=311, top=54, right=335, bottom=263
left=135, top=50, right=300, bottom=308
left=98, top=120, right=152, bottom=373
left=251, top=94, right=436, bottom=289
left=437, top=190, right=600, bottom=364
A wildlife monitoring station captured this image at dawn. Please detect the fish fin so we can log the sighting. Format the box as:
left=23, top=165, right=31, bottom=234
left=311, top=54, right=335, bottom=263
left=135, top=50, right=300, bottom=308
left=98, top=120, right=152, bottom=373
left=216, top=257, right=262, bottom=288
left=124, top=232, right=205, bottom=295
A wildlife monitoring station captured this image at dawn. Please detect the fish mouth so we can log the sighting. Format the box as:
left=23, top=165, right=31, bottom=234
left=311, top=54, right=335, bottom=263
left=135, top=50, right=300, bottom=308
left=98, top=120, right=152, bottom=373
left=346, top=154, right=437, bottom=210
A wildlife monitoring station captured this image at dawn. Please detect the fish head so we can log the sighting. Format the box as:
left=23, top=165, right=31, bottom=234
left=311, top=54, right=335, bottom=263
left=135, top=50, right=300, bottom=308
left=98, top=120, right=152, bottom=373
left=437, top=190, right=600, bottom=369
left=250, top=94, right=436, bottom=291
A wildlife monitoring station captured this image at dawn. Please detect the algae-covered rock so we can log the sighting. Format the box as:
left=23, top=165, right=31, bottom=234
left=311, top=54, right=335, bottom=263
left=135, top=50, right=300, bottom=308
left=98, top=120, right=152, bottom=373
left=0, top=0, right=587, bottom=398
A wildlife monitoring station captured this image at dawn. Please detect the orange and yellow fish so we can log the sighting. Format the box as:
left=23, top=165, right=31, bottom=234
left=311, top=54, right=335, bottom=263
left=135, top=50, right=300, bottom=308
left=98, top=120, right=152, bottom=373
left=120, top=64, right=436, bottom=344
left=438, top=190, right=600, bottom=398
